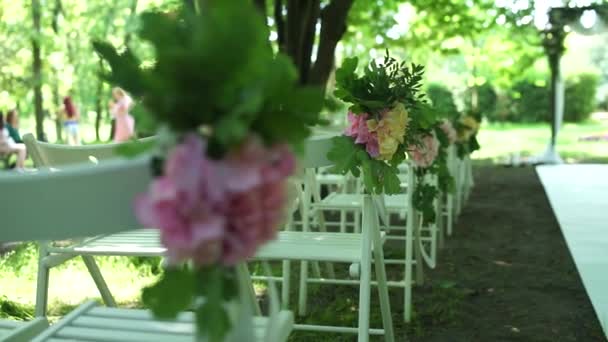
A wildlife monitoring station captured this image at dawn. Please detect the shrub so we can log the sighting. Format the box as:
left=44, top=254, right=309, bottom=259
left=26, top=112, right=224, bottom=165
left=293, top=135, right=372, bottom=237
left=510, top=80, right=550, bottom=122
left=506, top=73, right=598, bottom=123
left=427, top=83, right=459, bottom=119
left=564, top=73, right=599, bottom=122
left=464, top=82, right=497, bottom=121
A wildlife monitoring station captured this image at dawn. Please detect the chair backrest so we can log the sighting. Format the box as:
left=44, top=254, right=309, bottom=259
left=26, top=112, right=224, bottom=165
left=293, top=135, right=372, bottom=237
left=1, top=134, right=332, bottom=244
left=0, top=156, right=152, bottom=243
left=301, top=133, right=334, bottom=169
left=23, top=133, right=157, bottom=168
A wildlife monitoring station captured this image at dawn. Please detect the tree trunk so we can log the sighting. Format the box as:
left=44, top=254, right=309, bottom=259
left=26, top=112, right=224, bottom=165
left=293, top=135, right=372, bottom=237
left=52, top=0, right=63, bottom=143
left=95, top=59, right=104, bottom=141
left=274, top=0, right=353, bottom=88
left=253, top=0, right=266, bottom=19
left=93, top=2, right=119, bottom=141
left=52, top=71, right=63, bottom=143
left=32, top=0, right=45, bottom=141
left=285, top=0, right=320, bottom=84
left=310, top=0, right=354, bottom=88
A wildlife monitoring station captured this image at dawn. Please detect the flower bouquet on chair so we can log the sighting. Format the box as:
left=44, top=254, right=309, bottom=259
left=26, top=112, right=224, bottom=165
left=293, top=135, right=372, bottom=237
left=93, top=2, right=323, bottom=341
left=327, top=51, right=437, bottom=195
left=455, top=113, right=481, bottom=158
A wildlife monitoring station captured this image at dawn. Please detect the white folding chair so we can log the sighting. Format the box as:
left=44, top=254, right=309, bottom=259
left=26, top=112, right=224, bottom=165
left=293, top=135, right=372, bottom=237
left=0, top=155, right=293, bottom=342
left=253, top=134, right=396, bottom=341
left=23, top=133, right=165, bottom=317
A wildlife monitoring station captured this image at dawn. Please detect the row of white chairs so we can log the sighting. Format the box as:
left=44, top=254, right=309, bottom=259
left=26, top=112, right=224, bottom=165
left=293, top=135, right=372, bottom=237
left=0, top=133, right=474, bottom=341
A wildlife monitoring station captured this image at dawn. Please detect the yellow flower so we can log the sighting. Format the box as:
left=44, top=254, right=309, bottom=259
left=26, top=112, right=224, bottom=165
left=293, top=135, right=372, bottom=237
left=458, top=116, right=480, bottom=142
left=461, top=116, right=480, bottom=132
left=367, top=103, right=409, bottom=160
left=384, top=102, right=408, bottom=142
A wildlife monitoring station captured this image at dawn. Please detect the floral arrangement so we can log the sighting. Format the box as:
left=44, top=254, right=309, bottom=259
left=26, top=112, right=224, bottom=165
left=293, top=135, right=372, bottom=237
left=439, top=119, right=458, bottom=145
left=328, top=52, right=437, bottom=195
left=409, top=113, right=457, bottom=226
left=94, top=2, right=322, bottom=341
left=327, top=52, right=459, bottom=226
left=408, top=133, right=439, bottom=168
left=456, top=114, right=481, bottom=158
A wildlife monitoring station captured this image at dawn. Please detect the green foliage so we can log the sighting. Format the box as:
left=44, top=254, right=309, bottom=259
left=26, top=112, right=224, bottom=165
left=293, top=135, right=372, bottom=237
left=501, top=73, right=598, bottom=123
left=334, top=52, right=425, bottom=115
left=194, top=267, right=236, bottom=342
left=433, top=126, right=455, bottom=194
left=464, top=82, right=497, bottom=120
left=412, top=176, right=438, bottom=226
left=565, top=73, right=599, bottom=122
left=327, top=136, right=402, bottom=194
left=142, top=266, right=195, bottom=319
left=0, top=296, right=34, bottom=321
left=427, top=83, right=458, bottom=120
left=114, top=137, right=157, bottom=158
left=509, top=80, right=550, bottom=123
left=456, top=134, right=480, bottom=159
left=141, top=264, right=240, bottom=342
left=94, top=2, right=322, bottom=157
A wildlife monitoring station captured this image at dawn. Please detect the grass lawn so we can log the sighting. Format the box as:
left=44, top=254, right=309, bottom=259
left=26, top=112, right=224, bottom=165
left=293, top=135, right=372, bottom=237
left=13, top=114, right=608, bottom=164
left=475, top=118, right=608, bottom=163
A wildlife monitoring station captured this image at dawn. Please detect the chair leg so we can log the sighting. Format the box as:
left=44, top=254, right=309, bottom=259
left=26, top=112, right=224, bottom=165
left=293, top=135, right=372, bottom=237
left=413, top=215, right=424, bottom=286
left=238, top=263, right=262, bottom=316
left=298, top=260, right=309, bottom=316
left=311, top=261, right=322, bottom=279
left=437, top=198, right=445, bottom=249
left=35, top=244, right=51, bottom=317
left=357, top=245, right=372, bottom=342
left=372, top=220, right=395, bottom=342
left=281, top=260, right=291, bottom=310
left=81, top=255, right=117, bottom=307
left=404, top=212, right=414, bottom=323
left=447, top=194, right=454, bottom=236
left=357, top=195, right=375, bottom=342
left=405, top=168, right=415, bottom=322
left=354, top=210, right=362, bottom=234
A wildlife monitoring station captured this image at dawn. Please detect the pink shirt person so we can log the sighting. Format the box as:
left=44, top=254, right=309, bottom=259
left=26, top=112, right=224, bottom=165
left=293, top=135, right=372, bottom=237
left=110, top=88, right=135, bottom=142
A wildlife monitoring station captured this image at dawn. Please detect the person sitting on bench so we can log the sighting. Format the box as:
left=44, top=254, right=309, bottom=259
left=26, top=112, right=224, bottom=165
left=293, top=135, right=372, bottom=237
left=0, top=112, right=26, bottom=170
left=5, top=109, right=24, bottom=144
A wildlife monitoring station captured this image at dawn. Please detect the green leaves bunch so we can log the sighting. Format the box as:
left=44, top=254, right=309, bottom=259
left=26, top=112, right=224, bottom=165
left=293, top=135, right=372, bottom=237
left=93, top=2, right=323, bottom=158
left=328, top=51, right=433, bottom=195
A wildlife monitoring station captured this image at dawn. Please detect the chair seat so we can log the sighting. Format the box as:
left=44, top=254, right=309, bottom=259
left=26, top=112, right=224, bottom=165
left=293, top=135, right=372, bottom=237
left=256, top=231, right=364, bottom=262
left=316, top=173, right=346, bottom=185
left=32, top=301, right=293, bottom=342
left=313, top=193, right=408, bottom=213
left=0, top=318, right=48, bottom=341
left=66, top=230, right=165, bottom=257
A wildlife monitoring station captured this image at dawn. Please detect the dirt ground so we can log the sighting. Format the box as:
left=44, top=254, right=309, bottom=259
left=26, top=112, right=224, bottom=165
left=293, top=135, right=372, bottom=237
left=289, top=165, right=606, bottom=341
left=409, top=165, right=606, bottom=341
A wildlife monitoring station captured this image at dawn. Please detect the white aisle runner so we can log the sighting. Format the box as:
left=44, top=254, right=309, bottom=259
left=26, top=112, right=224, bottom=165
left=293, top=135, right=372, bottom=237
left=537, top=164, right=608, bottom=338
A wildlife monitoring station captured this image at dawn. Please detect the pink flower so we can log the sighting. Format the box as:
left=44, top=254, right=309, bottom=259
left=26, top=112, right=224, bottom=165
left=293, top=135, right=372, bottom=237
left=345, top=112, right=371, bottom=144
left=223, top=180, right=286, bottom=264
left=135, top=133, right=295, bottom=266
left=365, top=134, right=380, bottom=158
left=439, top=120, right=457, bottom=144
left=345, top=111, right=380, bottom=158
left=408, top=134, right=440, bottom=168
